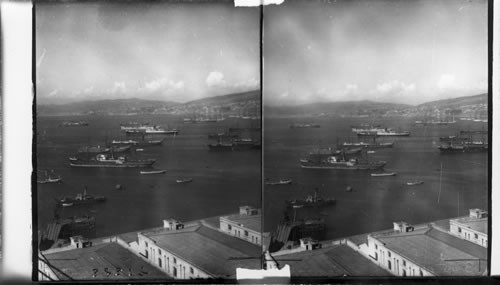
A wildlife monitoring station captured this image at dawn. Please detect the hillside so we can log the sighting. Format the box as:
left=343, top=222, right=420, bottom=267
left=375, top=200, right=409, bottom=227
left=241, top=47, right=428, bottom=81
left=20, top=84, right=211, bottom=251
left=416, top=93, right=487, bottom=109
left=36, top=90, right=260, bottom=116
left=264, top=100, right=411, bottom=117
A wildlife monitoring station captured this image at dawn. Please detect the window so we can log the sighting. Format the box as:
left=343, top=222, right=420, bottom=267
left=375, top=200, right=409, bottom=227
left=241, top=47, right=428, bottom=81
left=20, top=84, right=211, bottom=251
left=375, top=244, right=378, bottom=250
left=190, top=267, right=194, bottom=274
left=419, top=269, right=423, bottom=276
left=158, top=258, right=162, bottom=268
left=158, top=248, right=162, bottom=255
left=173, top=267, right=177, bottom=277
left=388, top=260, right=392, bottom=270
left=256, top=237, right=259, bottom=244
left=458, top=227, right=462, bottom=233
left=228, top=224, right=232, bottom=230
left=173, top=258, right=177, bottom=264
left=244, top=230, right=249, bottom=237
left=403, top=260, right=406, bottom=266
left=402, top=269, right=406, bottom=277
left=145, top=241, right=148, bottom=247
left=388, top=251, right=391, bottom=257
left=474, top=233, right=478, bottom=239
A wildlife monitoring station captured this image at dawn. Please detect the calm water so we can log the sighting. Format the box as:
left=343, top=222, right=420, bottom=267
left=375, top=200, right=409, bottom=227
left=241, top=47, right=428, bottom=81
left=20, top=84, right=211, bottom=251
left=264, top=117, right=489, bottom=240
left=36, top=115, right=489, bottom=241
left=36, top=115, right=261, bottom=237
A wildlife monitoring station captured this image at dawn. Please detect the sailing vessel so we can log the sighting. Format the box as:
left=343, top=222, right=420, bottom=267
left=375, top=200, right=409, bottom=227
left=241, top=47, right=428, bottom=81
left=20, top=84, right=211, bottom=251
left=37, top=170, right=62, bottom=184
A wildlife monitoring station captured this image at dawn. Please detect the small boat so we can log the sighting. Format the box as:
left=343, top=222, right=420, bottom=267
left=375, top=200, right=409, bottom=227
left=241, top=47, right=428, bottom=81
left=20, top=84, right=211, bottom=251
left=367, top=150, right=376, bottom=154
left=140, top=170, right=166, bottom=175
left=265, top=178, right=292, bottom=185
left=176, top=177, right=193, bottom=183
left=371, top=172, right=397, bottom=177
left=136, top=148, right=144, bottom=152
left=346, top=186, right=353, bottom=192
left=406, top=180, right=423, bottom=186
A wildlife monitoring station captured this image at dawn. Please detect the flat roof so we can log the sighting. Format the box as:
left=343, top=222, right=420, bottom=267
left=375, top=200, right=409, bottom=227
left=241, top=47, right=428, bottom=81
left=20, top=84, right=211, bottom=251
left=221, top=213, right=261, bottom=232
left=374, top=227, right=487, bottom=276
left=41, top=242, right=170, bottom=280
left=276, top=245, right=389, bottom=277
left=452, top=217, right=488, bottom=234
left=143, top=222, right=261, bottom=278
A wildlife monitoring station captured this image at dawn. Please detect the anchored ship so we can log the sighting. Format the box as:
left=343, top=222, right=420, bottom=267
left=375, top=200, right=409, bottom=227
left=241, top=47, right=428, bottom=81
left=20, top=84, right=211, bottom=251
left=69, top=153, right=155, bottom=168
left=110, top=138, right=164, bottom=146
left=290, top=123, right=320, bottom=129
left=286, top=189, right=335, bottom=208
left=56, top=188, right=106, bottom=207
left=356, top=128, right=410, bottom=137
left=300, top=150, right=386, bottom=170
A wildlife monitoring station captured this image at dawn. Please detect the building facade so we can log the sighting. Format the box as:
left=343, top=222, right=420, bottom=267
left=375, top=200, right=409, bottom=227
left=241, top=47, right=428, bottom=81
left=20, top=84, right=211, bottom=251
left=449, top=209, right=488, bottom=248
left=219, top=206, right=262, bottom=246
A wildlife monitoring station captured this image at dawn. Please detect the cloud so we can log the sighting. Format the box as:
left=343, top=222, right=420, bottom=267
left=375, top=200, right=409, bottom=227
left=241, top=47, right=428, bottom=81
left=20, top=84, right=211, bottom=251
left=142, top=78, right=185, bottom=93
left=48, top=89, right=59, bottom=97
left=438, top=74, right=456, bottom=90
left=233, top=77, right=259, bottom=90
left=375, top=80, right=416, bottom=95
left=206, top=71, right=226, bottom=88
left=110, top=81, right=127, bottom=94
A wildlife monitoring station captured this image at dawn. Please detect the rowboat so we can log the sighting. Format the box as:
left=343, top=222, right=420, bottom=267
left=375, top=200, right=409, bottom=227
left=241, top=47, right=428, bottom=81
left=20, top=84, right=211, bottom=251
left=140, top=170, right=166, bottom=175
left=176, top=178, right=193, bottom=183
left=371, top=172, right=397, bottom=177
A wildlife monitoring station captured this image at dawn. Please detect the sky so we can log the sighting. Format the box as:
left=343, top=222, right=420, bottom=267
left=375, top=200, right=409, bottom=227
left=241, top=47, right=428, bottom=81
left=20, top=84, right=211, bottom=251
left=264, top=0, right=489, bottom=105
left=36, top=1, right=260, bottom=104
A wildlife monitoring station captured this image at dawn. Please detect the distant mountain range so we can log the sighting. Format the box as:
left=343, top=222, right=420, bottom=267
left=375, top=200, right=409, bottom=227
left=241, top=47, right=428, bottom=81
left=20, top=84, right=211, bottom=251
left=415, top=93, right=487, bottom=109
left=37, top=90, right=260, bottom=116
left=36, top=91, right=487, bottom=117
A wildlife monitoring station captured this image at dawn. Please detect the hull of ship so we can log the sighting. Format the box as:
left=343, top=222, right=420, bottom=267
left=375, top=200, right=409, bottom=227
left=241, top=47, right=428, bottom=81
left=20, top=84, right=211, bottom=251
left=144, top=130, right=179, bottom=135
left=70, top=160, right=155, bottom=168
left=300, top=162, right=385, bottom=170
left=439, top=146, right=488, bottom=153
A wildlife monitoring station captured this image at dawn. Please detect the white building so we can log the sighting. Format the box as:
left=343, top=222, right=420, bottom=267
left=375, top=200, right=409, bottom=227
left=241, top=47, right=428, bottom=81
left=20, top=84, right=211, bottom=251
left=219, top=206, right=262, bottom=246
left=449, top=209, right=488, bottom=248
left=367, top=221, right=487, bottom=276
left=137, top=218, right=261, bottom=279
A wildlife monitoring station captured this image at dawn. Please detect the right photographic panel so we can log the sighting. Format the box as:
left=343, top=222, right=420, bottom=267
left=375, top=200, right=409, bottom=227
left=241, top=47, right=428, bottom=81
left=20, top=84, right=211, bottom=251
left=263, top=0, right=489, bottom=277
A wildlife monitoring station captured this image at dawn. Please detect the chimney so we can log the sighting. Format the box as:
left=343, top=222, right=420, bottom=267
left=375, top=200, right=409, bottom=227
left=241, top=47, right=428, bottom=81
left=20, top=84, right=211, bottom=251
left=239, top=206, right=260, bottom=216
left=393, top=222, right=414, bottom=233
left=69, top=236, right=92, bottom=249
left=299, top=237, right=321, bottom=251
left=469, top=209, right=488, bottom=219
left=163, top=219, right=184, bottom=230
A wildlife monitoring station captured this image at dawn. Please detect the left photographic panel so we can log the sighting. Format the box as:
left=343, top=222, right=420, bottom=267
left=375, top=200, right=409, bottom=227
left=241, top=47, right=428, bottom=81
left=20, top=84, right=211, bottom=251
left=35, top=1, right=262, bottom=281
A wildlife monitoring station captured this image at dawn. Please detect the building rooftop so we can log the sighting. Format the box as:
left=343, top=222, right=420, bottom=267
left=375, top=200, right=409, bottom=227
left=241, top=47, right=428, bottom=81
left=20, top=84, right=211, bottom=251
left=373, top=226, right=487, bottom=276
left=276, top=244, right=389, bottom=277
left=451, top=216, right=488, bottom=234
left=142, top=222, right=261, bottom=278
left=41, top=242, right=170, bottom=280
left=221, top=213, right=262, bottom=232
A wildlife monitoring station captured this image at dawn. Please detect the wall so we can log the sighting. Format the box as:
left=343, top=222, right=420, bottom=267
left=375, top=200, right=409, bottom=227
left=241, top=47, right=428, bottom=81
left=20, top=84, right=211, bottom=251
left=367, top=235, right=434, bottom=277
left=220, top=217, right=261, bottom=246
left=137, top=233, right=212, bottom=279
left=449, top=220, right=488, bottom=248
